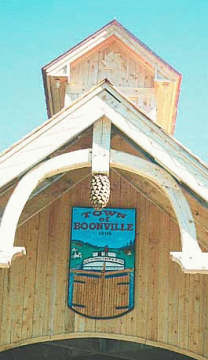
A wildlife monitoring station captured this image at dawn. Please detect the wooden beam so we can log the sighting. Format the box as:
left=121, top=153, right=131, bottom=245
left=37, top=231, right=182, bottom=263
left=92, top=117, right=111, bottom=175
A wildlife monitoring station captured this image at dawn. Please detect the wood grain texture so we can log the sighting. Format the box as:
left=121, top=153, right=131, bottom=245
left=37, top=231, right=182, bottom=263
left=32, top=207, right=50, bottom=338
left=0, top=169, right=208, bottom=359
left=65, top=36, right=158, bottom=128
left=69, top=37, right=155, bottom=120
left=92, top=117, right=111, bottom=175
left=45, top=21, right=180, bottom=133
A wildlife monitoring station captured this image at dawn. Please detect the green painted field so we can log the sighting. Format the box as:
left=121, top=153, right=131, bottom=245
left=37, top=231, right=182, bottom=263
left=70, top=240, right=135, bottom=270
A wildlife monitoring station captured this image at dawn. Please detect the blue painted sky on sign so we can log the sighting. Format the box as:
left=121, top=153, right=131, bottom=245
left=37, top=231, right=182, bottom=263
left=0, top=0, right=208, bottom=163
left=72, top=208, right=136, bottom=248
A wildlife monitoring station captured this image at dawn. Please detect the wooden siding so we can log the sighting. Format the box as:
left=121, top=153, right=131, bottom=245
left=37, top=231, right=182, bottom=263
left=50, top=37, right=156, bottom=119
left=43, top=21, right=181, bottom=134
left=0, top=170, right=208, bottom=359
left=69, top=36, right=156, bottom=119
left=70, top=37, right=154, bottom=89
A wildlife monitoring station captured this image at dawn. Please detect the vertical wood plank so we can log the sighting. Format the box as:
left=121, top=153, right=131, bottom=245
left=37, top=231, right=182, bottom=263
left=188, top=274, right=203, bottom=355
left=199, top=275, right=205, bottom=356
left=9, top=258, right=25, bottom=343
left=177, top=271, right=190, bottom=350
left=120, top=174, right=137, bottom=337
left=10, top=225, right=25, bottom=343
left=0, top=268, right=11, bottom=345
left=203, top=276, right=208, bottom=357
left=21, top=215, right=39, bottom=339
left=167, top=219, right=180, bottom=347
left=32, top=207, right=50, bottom=337
left=0, top=268, right=4, bottom=338
left=135, top=195, right=149, bottom=339
left=157, top=212, right=169, bottom=344
left=53, top=193, right=71, bottom=334
left=64, top=189, right=75, bottom=333
left=146, top=203, right=159, bottom=341
left=42, top=200, right=58, bottom=336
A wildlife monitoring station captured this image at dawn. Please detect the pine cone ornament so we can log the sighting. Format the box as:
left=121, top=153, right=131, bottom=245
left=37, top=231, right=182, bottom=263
left=90, top=174, right=110, bottom=210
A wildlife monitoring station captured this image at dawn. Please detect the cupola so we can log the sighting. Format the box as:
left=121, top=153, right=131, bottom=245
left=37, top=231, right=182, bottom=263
left=42, top=20, right=181, bottom=135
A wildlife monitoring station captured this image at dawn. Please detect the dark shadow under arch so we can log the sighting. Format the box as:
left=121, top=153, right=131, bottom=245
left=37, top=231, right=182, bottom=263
left=0, top=338, right=195, bottom=360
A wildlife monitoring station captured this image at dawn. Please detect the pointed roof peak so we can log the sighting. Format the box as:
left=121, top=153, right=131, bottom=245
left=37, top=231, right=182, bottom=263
left=43, top=19, right=181, bottom=77
left=42, top=20, right=181, bottom=134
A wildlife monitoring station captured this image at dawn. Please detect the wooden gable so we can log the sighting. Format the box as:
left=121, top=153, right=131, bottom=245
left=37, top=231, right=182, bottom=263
left=42, top=20, right=181, bottom=134
left=1, top=20, right=208, bottom=360
left=0, top=147, right=208, bottom=359
left=63, top=36, right=155, bottom=119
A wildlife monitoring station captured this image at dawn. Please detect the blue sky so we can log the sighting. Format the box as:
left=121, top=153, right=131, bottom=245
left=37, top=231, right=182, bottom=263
left=1, top=0, right=208, bottom=163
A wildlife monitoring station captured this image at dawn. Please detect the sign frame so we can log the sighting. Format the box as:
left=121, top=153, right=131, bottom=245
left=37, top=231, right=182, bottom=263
left=68, top=207, right=136, bottom=319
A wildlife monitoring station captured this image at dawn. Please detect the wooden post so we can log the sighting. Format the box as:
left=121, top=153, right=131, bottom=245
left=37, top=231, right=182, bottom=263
left=92, top=117, right=111, bottom=176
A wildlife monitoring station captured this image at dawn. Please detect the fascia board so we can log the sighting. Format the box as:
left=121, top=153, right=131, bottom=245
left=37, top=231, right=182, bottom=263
left=48, top=31, right=114, bottom=75
left=111, top=26, right=180, bottom=81
left=102, top=82, right=208, bottom=174
left=0, top=82, right=105, bottom=164
left=44, top=28, right=114, bottom=75
left=0, top=97, right=104, bottom=188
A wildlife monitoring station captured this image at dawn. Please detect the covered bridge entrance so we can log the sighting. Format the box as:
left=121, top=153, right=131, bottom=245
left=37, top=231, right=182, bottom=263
left=0, top=339, right=195, bottom=360
left=1, top=20, right=208, bottom=360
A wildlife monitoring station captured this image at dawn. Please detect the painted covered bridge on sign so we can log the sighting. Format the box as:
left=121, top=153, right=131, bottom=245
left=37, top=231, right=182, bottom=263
left=1, top=20, right=208, bottom=360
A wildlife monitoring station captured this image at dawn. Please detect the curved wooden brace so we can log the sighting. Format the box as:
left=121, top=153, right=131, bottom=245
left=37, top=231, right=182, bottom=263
left=0, top=149, right=207, bottom=272
left=110, top=151, right=208, bottom=273
left=0, top=149, right=91, bottom=267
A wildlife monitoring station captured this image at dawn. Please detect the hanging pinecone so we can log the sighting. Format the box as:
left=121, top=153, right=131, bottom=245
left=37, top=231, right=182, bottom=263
left=90, top=174, right=110, bottom=210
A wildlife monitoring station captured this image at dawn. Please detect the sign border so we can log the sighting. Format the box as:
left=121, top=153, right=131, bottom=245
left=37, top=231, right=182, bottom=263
left=68, top=206, right=137, bottom=320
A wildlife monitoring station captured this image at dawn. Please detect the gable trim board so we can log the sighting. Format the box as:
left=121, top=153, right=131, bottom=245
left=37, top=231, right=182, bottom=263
left=1, top=148, right=207, bottom=273
left=0, top=81, right=207, bottom=205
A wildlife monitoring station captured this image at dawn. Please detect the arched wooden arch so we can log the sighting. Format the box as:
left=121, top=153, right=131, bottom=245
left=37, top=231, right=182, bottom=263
left=0, top=148, right=207, bottom=272
left=0, top=333, right=202, bottom=360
